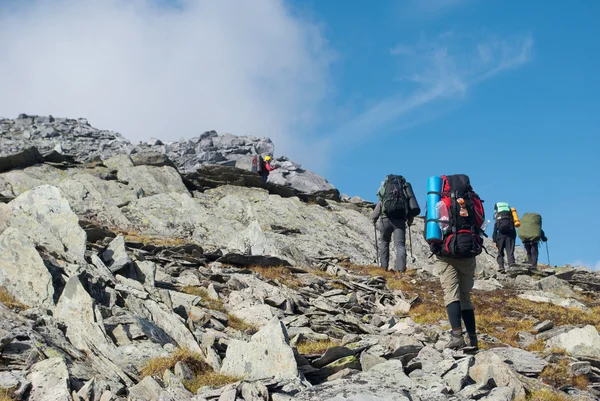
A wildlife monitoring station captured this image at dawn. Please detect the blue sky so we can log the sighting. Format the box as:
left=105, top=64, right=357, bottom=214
left=291, top=0, right=599, bottom=269
left=0, top=0, right=598, bottom=269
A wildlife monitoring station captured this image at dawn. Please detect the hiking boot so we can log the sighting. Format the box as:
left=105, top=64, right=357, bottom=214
left=445, top=333, right=467, bottom=350
left=468, top=334, right=479, bottom=351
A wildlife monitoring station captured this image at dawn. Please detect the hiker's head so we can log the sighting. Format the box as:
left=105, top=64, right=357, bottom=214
left=264, top=156, right=272, bottom=162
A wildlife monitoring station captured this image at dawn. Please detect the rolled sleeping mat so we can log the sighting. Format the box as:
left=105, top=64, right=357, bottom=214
left=426, top=176, right=443, bottom=243
left=403, top=181, right=421, bottom=217
left=511, top=207, right=521, bottom=227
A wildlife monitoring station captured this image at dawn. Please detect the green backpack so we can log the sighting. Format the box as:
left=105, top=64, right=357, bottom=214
left=518, top=213, right=542, bottom=242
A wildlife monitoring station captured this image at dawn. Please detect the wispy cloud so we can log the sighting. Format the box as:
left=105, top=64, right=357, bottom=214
left=0, top=0, right=332, bottom=160
left=330, top=31, right=533, bottom=144
left=570, top=260, right=600, bottom=271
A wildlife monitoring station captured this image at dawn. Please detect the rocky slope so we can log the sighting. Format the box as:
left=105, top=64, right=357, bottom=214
left=0, top=115, right=599, bottom=401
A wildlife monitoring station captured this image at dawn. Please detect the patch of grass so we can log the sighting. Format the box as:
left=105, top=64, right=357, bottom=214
left=184, top=372, right=241, bottom=393
left=296, top=339, right=340, bottom=355
left=139, top=348, right=207, bottom=378
left=525, top=338, right=547, bottom=352
left=117, top=230, right=188, bottom=247
left=181, top=286, right=226, bottom=313
left=0, top=389, right=14, bottom=401
left=539, top=359, right=589, bottom=390
left=516, top=389, right=571, bottom=401
left=181, top=286, right=257, bottom=333
left=0, top=286, right=28, bottom=310
left=227, top=314, right=258, bottom=333
left=139, top=348, right=239, bottom=392
left=248, top=266, right=301, bottom=289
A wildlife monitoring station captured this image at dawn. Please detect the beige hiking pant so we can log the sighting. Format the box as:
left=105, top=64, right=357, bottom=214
left=434, top=255, right=477, bottom=309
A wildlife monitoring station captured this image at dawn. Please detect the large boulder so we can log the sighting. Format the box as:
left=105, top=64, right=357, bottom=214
left=220, top=320, right=298, bottom=381
left=26, top=357, right=71, bottom=401
left=0, top=227, right=55, bottom=308
left=6, top=185, right=87, bottom=263
left=546, top=325, right=600, bottom=359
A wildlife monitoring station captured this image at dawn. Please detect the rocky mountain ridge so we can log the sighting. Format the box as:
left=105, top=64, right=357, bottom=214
left=0, top=114, right=338, bottom=200
left=0, top=114, right=599, bottom=401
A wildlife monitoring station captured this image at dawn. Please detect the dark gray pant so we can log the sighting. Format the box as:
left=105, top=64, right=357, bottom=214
left=496, top=237, right=516, bottom=268
left=524, top=242, right=539, bottom=267
left=378, top=217, right=406, bottom=272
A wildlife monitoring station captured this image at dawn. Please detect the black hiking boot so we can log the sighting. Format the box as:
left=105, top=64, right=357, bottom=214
left=462, top=334, right=479, bottom=353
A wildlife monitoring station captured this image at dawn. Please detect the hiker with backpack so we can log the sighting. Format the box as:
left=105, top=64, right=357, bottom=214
left=492, top=202, right=517, bottom=272
left=251, top=155, right=277, bottom=182
left=371, top=175, right=420, bottom=272
left=424, top=174, right=486, bottom=351
left=518, top=212, right=547, bottom=267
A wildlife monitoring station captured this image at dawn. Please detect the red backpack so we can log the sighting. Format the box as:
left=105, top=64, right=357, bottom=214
left=433, top=174, right=486, bottom=258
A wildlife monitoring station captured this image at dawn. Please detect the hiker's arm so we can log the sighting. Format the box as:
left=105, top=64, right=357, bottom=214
left=371, top=202, right=381, bottom=223
left=407, top=215, right=414, bottom=226
left=265, top=163, right=276, bottom=172
left=492, top=222, right=498, bottom=243
left=540, top=229, right=547, bottom=242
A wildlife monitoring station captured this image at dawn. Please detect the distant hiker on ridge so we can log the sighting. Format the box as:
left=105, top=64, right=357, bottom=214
left=371, top=175, right=420, bottom=273
left=492, top=202, right=518, bottom=273
left=424, top=174, right=486, bottom=351
left=251, top=155, right=278, bottom=182
left=518, top=212, right=547, bottom=268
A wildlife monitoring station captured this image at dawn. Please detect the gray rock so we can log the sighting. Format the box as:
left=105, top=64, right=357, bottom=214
left=0, top=147, right=44, bottom=173
left=286, top=327, right=329, bottom=342
left=220, top=320, right=298, bottom=381
left=411, top=345, right=445, bottom=375
left=117, top=165, right=189, bottom=196
left=568, top=361, right=591, bottom=377
left=536, top=275, right=577, bottom=298
left=125, top=295, right=202, bottom=354
left=174, top=361, right=194, bottom=382
left=489, top=347, right=548, bottom=376
left=309, top=355, right=361, bottom=381
left=101, top=235, right=132, bottom=273
left=26, top=357, right=71, bottom=401
left=8, top=185, right=87, bottom=263
left=469, top=351, right=526, bottom=399
left=0, top=227, right=54, bottom=308
left=240, top=381, right=269, bottom=401
left=359, top=352, right=387, bottom=372
left=479, top=386, right=515, bottom=401
left=532, top=320, right=554, bottom=334
left=442, top=356, right=473, bottom=394
left=0, top=371, right=20, bottom=391
left=128, top=376, right=163, bottom=401
left=293, top=360, right=414, bottom=401
left=546, top=325, right=600, bottom=359
left=518, top=290, right=588, bottom=311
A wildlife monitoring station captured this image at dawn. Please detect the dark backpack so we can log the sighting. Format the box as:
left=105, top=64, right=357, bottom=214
left=431, top=174, right=485, bottom=258
left=251, top=156, right=264, bottom=174
left=377, top=175, right=409, bottom=219
left=496, top=211, right=515, bottom=235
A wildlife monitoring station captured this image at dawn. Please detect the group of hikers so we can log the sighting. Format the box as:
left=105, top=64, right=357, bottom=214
left=370, top=173, right=548, bottom=352
left=252, top=156, right=548, bottom=352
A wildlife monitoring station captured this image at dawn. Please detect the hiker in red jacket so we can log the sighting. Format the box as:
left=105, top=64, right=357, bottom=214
left=261, top=156, right=277, bottom=182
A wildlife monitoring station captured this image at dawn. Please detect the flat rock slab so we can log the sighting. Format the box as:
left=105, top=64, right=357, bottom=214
left=489, top=347, right=548, bottom=376
left=220, top=320, right=298, bottom=381
left=294, top=360, right=414, bottom=401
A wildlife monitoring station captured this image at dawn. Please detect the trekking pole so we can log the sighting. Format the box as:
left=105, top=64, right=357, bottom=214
left=545, top=241, right=551, bottom=266
left=408, top=225, right=416, bottom=263
left=374, top=223, right=379, bottom=267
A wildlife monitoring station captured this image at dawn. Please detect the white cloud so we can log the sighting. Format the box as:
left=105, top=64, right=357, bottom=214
left=329, top=32, right=533, bottom=144
left=570, top=260, right=600, bottom=271
left=0, top=0, right=332, bottom=160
